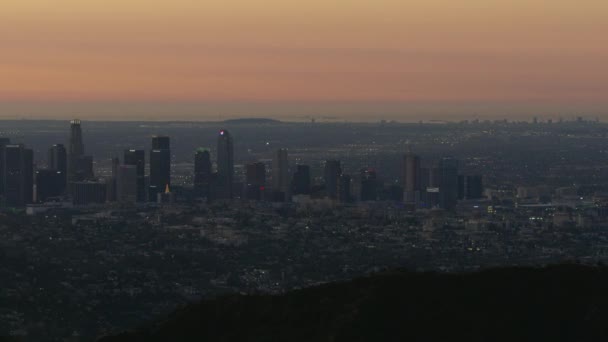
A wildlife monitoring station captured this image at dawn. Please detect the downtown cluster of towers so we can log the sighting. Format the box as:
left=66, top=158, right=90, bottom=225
left=0, top=120, right=172, bottom=207
left=0, top=120, right=483, bottom=209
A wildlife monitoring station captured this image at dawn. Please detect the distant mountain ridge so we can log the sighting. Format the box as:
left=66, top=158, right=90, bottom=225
left=222, top=118, right=282, bottom=124
left=100, top=264, right=608, bottom=342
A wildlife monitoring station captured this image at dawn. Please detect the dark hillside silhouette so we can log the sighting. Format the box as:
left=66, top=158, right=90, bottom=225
left=100, top=264, right=608, bottom=342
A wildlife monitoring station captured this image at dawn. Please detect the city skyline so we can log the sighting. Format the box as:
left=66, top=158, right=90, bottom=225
left=0, top=119, right=484, bottom=207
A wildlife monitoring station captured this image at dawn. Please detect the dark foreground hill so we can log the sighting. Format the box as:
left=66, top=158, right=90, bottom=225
left=100, top=264, right=608, bottom=342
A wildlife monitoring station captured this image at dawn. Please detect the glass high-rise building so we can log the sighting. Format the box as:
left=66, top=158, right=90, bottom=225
left=403, top=152, right=421, bottom=204
left=117, top=165, right=138, bottom=203
left=216, top=130, right=234, bottom=199
left=272, top=148, right=289, bottom=201
left=67, top=120, right=93, bottom=183
left=292, top=165, right=311, bottom=196
left=68, top=119, right=84, bottom=157
left=0, top=137, right=10, bottom=197
left=124, top=149, right=146, bottom=202
left=360, top=168, right=378, bottom=202
left=194, top=148, right=212, bottom=198
left=48, top=144, right=67, bottom=193
left=245, top=161, right=266, bottom=200
left=338, top=174, right=352, bottom=203
left=36, top=169, right=64, bottom=202
left=2, top=144, right=33, bottom=207
left=149, top=136, right=171, bottom=201
left=324, top=160, right=341, bottom=199
left=438, top=157, right=459, bottom=210
left=68, top=119, right=84, bottom=181
left=106, top=157, right=120, bottom=202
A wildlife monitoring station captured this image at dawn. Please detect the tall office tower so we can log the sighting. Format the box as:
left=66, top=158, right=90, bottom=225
left=194, top=148, right=212, bottom=198
left=149, top=136, right=171, bottom=201
left=1, top=144, right=34, bottom=207
left=438, top=157, right=459, bottom=210
left=338, top=174, right=352, bottom=203
left=68, top=119, right=85, bottom=181
left=418, top=167, right=431, bottom=207
left=68, top=119, right=84, bottom=158
left=111, top=156, right=120, bottom=177
left=272, top=148, right=290, bottom=201
left=465, top=175, right=484, bottom=199
left=48, top=144, right=67, bottom=193
left=216, top=130, right=234, bottom=199
left=403, top=151, right=421, bottom=204
left=77, top=156, right=94, bottom=180
left=324, top=160, right=341, bottom=199
left=48, top=144, right=67, bottom=172
left=426, top=167, right=442, bottom=208
left=124, top=149, right=146, bottom=202
left=106, top=157, right=120, bottom=202
left=36, top=169, right=64, bottom=202
left=24, top=148, right=33, bottom=205
left=72, top=181, right=107, bottom=206
left=360, top=168, right=378, bottom=201
left=245, top=162, right=266, bottom=200
left=117, top=165, right=138, bottom=203
left=457, top=175, right=466, bottom=200
left=152, top=136, right=170, bottom=150
left=292, top=165, right=311, bottom=195
left=0, top=137, right=10, bottom=197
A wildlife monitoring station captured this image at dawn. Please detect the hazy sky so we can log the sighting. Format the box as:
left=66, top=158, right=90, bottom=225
left=1, top=0, right=608, bottom=120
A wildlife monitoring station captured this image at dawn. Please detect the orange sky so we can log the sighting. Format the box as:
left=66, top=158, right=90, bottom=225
left=1, top=0, right=608, bottom=119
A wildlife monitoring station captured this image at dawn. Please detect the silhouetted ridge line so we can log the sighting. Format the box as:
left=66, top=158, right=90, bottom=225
left=222, top=118, right=282, bottom=124
left=100, top=264, right=608, bottom=342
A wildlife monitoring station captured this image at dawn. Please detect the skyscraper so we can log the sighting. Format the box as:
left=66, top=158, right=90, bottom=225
left=245, top=161, right=266, bottom=200
left=292, top=165, right=311, bottom=196
left=124, top=149, right=146, bottom=202
left=462, top=175, right=483, bottom=199
left=1, top=144, right=33, bottom=207
left=426, top=167, right=442, bottom=208
left=117, top=165, right=138, bottom=203
left=48, top=144, right=67, bottom=193
left=458, top=175, right=466, bottom=200
left=324, top=160, right=341, bottom=199
left=78, top=156, right=94, bottom=180
left=194, top=148, right=212, bottom=198
left=216, top=130, right=234, bottom=199
left=438, top=157, right=459, bottom=210
left=360, top=168, right=378, bottom=202
left=36, top=169, right=64, bottom=202
left=106, top=157, right=120, bottom=202
left=272, top=148, right=290, bottom=201
left=67, top=120, right=94, bottom=185
left=152, top=136, right=170, bottom=150
left=68, top=119, right=84, bottom=158
left=338, top=174, right=352, bottom=203
left=68, top=119, right=85, bottom=181
left=149, top=136, right=171, bottom=202
left=403, top=151, right=421, bottom=204
left=0, top=137, right=10, bottom=197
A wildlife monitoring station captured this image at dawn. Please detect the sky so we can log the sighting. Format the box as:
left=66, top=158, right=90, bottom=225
left=1, top=0, right=608, bottom=121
